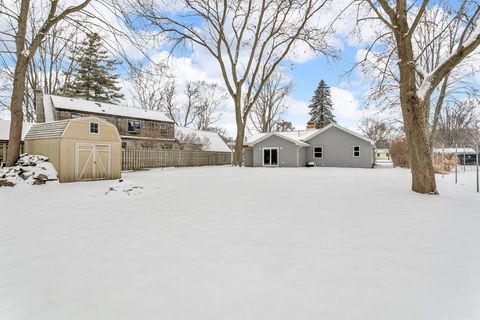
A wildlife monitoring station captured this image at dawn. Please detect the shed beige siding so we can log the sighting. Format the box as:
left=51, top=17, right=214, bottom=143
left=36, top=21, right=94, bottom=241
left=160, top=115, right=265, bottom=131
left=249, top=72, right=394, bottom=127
left=24, top=117, right=122, bottom=183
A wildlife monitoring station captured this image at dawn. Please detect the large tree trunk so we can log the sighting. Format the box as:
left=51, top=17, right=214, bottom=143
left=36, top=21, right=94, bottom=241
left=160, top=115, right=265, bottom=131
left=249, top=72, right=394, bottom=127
left=402, top=96, right=437, bottom=194
left=6, top=56, right=29, bottom=166
left=396, top=31, right=437, bottom=194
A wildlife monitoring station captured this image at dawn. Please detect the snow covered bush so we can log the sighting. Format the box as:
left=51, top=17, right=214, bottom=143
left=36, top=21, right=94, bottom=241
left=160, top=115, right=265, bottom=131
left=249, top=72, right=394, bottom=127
left=0, top=154, right=57, bottom=187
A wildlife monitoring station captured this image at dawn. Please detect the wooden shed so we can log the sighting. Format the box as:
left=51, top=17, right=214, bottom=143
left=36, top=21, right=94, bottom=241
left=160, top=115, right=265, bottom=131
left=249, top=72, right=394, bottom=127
left=24, top=117, right=122, bottom=182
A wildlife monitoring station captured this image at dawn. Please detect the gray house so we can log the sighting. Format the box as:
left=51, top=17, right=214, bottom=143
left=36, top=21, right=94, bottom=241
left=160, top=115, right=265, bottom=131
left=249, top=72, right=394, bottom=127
left=244, top=123, right=375, bottom=168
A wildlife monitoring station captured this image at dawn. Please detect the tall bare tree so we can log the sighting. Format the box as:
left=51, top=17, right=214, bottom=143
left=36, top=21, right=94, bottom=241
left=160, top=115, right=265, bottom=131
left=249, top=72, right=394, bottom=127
left=1, top=0, right=92, bottom=166
left=249, top=71, right=293, bottom=133
left=357, top=0, right=480, bottom=194
left=122, top=0, right=332, bottom=165
left=359, top=3, right=480, bottom=147
left=194, top=81, right=227, bottom=130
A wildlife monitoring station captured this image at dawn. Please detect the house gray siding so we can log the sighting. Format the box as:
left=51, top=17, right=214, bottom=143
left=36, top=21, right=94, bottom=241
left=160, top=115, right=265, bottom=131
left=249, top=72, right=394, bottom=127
left=244, top=148, right=253, bottom=167
left=305, top=126, right=374, bottom=168
left=252, top=135, right=299, bottom=167
left=298, top=146, right=307, bottom=167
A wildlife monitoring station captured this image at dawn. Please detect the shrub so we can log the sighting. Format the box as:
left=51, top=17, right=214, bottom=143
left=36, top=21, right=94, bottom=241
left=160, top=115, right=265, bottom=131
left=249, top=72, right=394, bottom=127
left=433, top=153, right=458, bottom=174
left=389, top=139, right=409, bottom=168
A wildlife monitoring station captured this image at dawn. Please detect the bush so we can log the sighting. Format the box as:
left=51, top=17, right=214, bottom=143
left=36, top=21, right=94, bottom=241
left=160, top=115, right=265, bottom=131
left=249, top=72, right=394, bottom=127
left=433, top=153, right=458, bottom=174
left=390, top=139, right=409, bottom=168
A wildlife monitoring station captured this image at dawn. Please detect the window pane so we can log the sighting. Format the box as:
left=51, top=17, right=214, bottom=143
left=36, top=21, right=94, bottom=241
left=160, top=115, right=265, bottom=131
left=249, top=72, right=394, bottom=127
left=263, top=149, right=270, bottom=165
left=271, top=149, right=278, bottom=165
left=90, top=123, right=98, bottom=133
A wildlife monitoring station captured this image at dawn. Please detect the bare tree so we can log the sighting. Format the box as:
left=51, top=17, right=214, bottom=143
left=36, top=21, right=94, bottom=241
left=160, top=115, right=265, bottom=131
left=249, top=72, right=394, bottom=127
left=249, top=71, right=293, bottom=133
left=359, top=4, right=480, bottom=147
left=2, top=0, right=92, bottom=166
left=129, top=63, right=174, bottom=112
left=436, top=99, right=480, bottom=147
left=194, top=81, right=227, bottom=130
left=356, top=0, right=480, bottom=194
left=358, top=116, right=399, bottom=149
left=274, top=120, right=295, bottom=132
left=122, top=0, right=333, bottom=165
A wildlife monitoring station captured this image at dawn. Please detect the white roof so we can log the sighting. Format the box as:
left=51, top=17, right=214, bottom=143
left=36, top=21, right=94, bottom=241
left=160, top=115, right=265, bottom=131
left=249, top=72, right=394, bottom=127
left=0, top=120, right=33, bottom=141
left=175, top=126, right=231, bottom=152
left=44, top=95, right=173, bottom=123
left=433, top=147, right=476, bottom=154
left=245, top=123, right=374, bottom=147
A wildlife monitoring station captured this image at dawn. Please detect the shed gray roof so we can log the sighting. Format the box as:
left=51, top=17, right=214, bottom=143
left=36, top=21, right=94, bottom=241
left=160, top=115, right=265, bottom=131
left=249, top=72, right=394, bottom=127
left=24, top=120, right=70, bottom=140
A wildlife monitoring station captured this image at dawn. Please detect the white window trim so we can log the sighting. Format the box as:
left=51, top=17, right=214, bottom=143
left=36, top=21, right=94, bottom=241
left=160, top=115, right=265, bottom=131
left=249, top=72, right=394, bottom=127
left=313, top=146, right=323, bottom=158
left=262, top=147, right=279, bottom=167
left=353, top=145, right=361, bottom=157
left=89, top=122, right=100, bottom=135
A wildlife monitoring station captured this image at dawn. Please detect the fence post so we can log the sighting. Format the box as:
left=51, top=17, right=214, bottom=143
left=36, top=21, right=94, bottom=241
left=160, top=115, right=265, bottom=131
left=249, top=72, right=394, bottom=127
left=455, top=144, right=458, bottom=184
left=476, top=141, right=479, bottom=193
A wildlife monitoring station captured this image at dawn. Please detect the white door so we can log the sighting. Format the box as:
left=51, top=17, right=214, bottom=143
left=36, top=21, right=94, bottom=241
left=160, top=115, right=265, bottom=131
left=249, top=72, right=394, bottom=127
left=75, top=143, right=112, bottom=181
left=262, top=148, right=279, bottom=166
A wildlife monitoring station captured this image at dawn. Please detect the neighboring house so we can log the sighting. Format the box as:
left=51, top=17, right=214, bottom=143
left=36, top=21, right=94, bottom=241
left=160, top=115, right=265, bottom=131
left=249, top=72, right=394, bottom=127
left=36, top=90, right=176, bottom=149
left=375, top=149, right=390, bottom=161
left=433, top=147, right=478, bottom=165
left=175, top=126, right=231, bottom=153
left=244, top=123, right=375, bottom=168
left=0, top=120, right=33, bottom=163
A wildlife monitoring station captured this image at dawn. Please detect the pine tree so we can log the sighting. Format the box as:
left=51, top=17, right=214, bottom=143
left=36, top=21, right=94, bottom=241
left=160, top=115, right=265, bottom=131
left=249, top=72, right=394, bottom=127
left=62, top=32, right=124, bottom=103
left=308, top=80, right=335, bottom=129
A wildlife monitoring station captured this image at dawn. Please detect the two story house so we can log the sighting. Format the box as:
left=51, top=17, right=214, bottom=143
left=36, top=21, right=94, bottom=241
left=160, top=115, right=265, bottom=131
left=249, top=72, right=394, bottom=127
left=35, top=90, right=176, bottom=149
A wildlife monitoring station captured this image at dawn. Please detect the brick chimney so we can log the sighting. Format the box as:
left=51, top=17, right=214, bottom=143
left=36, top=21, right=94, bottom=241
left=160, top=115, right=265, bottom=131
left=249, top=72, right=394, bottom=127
left=306, top=121, right=315, bottom=129
left=34, top=87, right=45, bottom=123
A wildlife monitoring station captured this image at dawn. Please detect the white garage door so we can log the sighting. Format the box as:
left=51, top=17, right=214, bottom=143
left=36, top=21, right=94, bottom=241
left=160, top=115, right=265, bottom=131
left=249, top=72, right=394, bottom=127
left=75, top=143, right=112, bottom=181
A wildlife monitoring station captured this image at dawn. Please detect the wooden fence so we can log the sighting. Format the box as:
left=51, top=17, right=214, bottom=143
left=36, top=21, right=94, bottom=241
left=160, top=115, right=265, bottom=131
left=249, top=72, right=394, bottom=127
left=122, top=148, right=231, bottom=170
left=0, top=142, right=24, bottom=164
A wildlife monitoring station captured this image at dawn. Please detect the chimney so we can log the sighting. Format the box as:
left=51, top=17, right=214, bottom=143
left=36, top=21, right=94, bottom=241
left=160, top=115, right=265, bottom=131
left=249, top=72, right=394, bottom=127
left=306, top=121, right=315, bottom=129
left=35, top=87, right=45, bottom=123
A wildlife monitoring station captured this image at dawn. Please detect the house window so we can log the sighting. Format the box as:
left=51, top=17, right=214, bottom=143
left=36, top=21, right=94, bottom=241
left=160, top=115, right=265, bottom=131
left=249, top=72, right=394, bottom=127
left=128, top=120, right=141, bottom=132
left=90, top=122, right=99, bottom=134
left=353, top=145, right=360, bottom=157
left=313, top=146, right=323, bottom=158
left=160, top=123, right=167, bottom=135
left=263, top=148, right=279, bottom=166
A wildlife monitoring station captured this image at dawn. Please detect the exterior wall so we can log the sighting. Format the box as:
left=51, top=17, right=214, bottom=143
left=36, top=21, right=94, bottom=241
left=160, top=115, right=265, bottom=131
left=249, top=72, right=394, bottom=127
left=243, top=147, right=253, bottom=167
left=59, top=138, right=121, bottom=183
left=54, top=109, right=174, bottom=142
left=298, top=146, right=307, bottom=167
left=305, top=126, right=374, bottom=168
left=25, top=118, right=122, bottom=183
left=24, top=139, right=61, bottom=170
left=252, top=135, right=300, bottom=167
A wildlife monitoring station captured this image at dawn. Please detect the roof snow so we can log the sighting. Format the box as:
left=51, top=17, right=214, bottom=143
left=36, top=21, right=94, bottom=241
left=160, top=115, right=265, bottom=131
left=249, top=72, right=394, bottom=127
left=0, top=120, right=33, bottom=141
left=175, top=126, right=231, bottom=153
left=44, top=95, right=173, bottom=123
left=245, top=123, right=374, bottom=146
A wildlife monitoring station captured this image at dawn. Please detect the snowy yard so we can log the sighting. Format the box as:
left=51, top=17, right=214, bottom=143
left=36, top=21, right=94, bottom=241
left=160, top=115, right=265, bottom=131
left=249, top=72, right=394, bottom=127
left=1, top=166, right=480, bottom=320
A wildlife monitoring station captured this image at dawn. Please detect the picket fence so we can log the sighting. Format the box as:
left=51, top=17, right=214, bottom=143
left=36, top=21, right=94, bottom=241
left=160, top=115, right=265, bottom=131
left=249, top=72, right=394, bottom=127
left=122, top=148, right=231, bottom=170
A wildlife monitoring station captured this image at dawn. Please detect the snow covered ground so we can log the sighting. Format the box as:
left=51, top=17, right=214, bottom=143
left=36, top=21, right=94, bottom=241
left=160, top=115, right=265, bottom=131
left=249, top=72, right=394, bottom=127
left=1, top=166, right=480, bottom=320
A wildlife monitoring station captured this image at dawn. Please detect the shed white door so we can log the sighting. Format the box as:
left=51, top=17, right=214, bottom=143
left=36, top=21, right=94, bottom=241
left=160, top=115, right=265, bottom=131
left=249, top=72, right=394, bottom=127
left=75, top=143, right=112, bottom=181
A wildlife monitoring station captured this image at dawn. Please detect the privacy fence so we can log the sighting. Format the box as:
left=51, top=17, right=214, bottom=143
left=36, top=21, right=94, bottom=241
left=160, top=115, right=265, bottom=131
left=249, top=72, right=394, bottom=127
left=122, top=148, right=231, bottom=170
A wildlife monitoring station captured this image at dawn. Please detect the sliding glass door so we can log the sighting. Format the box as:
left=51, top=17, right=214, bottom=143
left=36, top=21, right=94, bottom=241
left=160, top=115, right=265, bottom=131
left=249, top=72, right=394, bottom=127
left=263, top=148, right=279, bottom=166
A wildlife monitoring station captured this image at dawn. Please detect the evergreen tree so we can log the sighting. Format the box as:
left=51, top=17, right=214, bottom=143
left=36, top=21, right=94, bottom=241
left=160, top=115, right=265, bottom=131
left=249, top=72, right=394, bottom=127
left=308, top=80, right=335, bottom=129
left=62, top=32, right=124, bottom=103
